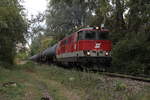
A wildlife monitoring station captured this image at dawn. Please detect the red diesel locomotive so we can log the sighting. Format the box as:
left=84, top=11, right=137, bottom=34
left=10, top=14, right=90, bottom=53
left=55, top=26, right=112, bottom=67
left=30, top=26, right=112, bottom=68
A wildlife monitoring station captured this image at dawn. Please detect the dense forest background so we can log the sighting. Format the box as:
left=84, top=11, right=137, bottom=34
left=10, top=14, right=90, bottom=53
left=0, top=0, right=150, bottom=75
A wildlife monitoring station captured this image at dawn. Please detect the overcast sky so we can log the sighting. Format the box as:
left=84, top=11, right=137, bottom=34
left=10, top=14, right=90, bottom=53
left=23, top=0, right=47, bottom=18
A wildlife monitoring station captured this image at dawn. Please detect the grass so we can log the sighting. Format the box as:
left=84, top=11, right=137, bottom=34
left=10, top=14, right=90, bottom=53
left=0, top=62, right=150, bottom=100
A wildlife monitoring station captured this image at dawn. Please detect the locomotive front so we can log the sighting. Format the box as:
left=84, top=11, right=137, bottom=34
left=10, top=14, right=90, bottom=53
left=76, top=27, right=112, bottom=66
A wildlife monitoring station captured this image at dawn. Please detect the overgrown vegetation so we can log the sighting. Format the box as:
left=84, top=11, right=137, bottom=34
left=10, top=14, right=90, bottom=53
left=0, top=63, right=149, bottom=100
left=0, top=0, right=27, bottom=66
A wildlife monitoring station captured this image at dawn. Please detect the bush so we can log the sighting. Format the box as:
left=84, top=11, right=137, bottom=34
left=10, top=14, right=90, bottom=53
left=112, top=33, right=149, bottom=75
left=115, top=80, right=127, bottom=91
left=0, top=61, right=14, bottom=69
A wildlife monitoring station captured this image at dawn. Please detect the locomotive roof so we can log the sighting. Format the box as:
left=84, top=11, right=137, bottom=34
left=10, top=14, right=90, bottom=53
left=58, top=27, right=109, bottom=43
left=79, top=27, right=109, bottom=32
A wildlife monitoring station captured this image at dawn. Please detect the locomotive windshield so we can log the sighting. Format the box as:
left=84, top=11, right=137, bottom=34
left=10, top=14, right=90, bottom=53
left=85, top=31, right=96, bottom=40
left=78, top=31, right=109, bottom=40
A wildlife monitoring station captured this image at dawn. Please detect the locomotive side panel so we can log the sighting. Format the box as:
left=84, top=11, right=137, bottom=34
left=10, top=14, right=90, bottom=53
left=56, top=33, right=78, bottom=62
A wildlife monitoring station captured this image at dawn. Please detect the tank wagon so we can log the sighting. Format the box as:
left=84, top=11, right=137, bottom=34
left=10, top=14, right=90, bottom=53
left=30, top=26, right=112, bottom=68
left=29, top=44, right=57, bottom=63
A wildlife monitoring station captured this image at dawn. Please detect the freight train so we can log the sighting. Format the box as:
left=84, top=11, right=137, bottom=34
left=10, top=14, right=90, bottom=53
left=30, top=26, right=112, bottom=69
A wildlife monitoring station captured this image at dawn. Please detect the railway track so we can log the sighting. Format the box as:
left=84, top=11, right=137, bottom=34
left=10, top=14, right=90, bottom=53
left=100, top=72, right=150, bottom=83
left=29, top=61, right=150, bottom=83
left=60, top=64, right=150, bottom=83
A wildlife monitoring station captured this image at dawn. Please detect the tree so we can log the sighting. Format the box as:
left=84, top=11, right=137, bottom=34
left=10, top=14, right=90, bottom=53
left=30, top=34, right=55, bottom=56
left=0, top=0, right=27, bottom=65
left=112, top=0, right=150, bottom=75
left=46, top=0, right=98, bottom=40
left=27, top=13, right=46, bottom=43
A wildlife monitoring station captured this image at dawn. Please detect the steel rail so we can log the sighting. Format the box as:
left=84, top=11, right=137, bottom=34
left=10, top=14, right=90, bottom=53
left=100, top=72, right=150, bottom=83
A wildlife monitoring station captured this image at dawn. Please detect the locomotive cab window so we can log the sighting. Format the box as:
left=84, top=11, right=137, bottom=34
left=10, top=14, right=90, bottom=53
left=78, top=30, right=109, bottom=40
left=78, top=31, right=97, bottom=40
left=84, top=31, right=96, bottom=40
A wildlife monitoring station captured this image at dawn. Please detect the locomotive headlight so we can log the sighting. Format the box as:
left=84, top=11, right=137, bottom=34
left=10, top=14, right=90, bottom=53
left=83, top=50, right=91, bottom=56
left=87, top=51, right=90, bottom=55
left=105, top=52, right=109, bottom=56
left=96, top=27, right=99, bottom=30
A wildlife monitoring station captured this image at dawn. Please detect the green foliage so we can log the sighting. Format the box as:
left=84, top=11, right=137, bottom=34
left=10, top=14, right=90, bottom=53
left=0, top=63, right=150, bottom=100
left=111, top=0, right=150, bottom=75
left=16, top=52, right=28, bottom=60
left=0, top=83, right=25, bottom=100
left=0, top=0, right=27, bottom=66
left=112, top=32, right=150, bottom=75
left=115, top=80, right=127, bottom=91
left=46, top=0, right=97, bottom=39
left=128, top=92, right=150, bottom=100
left=30, top=35, right=55, bottom=56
